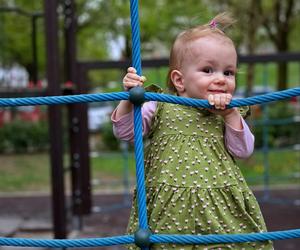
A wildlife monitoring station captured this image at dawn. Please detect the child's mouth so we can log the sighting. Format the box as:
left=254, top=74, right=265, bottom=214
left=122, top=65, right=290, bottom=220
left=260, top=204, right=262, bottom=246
left=208, top=90, right=226, bottom=94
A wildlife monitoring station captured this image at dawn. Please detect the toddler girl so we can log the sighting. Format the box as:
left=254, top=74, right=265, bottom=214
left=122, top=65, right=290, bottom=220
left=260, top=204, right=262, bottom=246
left=111, top=13, right=273, bottom=250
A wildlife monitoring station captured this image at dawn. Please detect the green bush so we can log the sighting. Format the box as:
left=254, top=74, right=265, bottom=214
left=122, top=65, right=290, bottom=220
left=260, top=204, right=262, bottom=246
left=0, top=120, right=49, bottom=153
left=252, top=101, right=299, bottom=148
left=101, top=121, right=120, bottom=151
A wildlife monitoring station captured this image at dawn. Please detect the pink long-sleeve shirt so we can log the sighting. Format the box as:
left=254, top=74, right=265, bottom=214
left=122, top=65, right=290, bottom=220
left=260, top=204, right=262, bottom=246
left=111, top=101, right=254, bottom=159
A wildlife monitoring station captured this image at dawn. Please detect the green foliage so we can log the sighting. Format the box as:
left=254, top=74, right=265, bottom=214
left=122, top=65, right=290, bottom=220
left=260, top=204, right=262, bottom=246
left=238, top=150, right=300, bottom=186
left=252, top=101, right=299, bottom=148
left=0, top=120, right=49, bottom=153
left=101, top=121, right=120, bottom=151
left=0, top=1, right=45, bottom=72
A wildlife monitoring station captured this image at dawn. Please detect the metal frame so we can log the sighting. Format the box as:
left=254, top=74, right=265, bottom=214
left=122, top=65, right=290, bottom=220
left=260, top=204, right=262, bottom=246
left=44, top=0, right=91, bottom=238
left=44, top=0, right=67, bottom=239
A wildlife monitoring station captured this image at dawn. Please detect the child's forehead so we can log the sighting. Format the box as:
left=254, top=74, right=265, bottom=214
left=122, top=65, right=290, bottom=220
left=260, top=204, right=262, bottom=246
left=190, top=35, right=234, bottom=49
left=184, top=35, right=236, bottom=57
left=180, top=36, right=237, bottom=66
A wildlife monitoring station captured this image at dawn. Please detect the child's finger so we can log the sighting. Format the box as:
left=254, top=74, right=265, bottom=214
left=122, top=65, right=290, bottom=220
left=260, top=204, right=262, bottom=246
left=126, top=72, right=140, bottom=80
left=213, top=94, right=222, bottom=109
left=127, top=75, right=146, bottom=85
left=208, top=94, right=214, bottom=105
left=127, top=67, right=137, bottom=73
left=225, top=94, right=232, bottom=105
left=219, top=94, right=227, bottom=109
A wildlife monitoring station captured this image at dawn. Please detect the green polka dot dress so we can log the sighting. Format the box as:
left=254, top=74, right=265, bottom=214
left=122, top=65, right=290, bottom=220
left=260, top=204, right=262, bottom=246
left=127, top=101, right=273, bottom=250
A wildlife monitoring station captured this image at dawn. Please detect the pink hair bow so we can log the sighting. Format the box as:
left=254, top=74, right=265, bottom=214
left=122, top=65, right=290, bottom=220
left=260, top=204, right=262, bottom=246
left=209, top=20, right=218, bottom=29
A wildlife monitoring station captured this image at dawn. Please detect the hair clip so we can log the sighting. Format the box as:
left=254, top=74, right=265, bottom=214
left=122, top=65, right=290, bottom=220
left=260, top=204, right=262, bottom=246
left=209, top=20, right=218, bottom=29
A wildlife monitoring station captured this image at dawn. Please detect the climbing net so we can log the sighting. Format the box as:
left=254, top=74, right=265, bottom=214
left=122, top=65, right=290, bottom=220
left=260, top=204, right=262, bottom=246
left=0, top=0, right=300, bottom=249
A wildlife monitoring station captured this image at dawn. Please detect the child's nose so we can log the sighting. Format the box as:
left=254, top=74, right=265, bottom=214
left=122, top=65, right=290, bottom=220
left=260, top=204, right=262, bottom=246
left=214, top=72, right=226, bottom=84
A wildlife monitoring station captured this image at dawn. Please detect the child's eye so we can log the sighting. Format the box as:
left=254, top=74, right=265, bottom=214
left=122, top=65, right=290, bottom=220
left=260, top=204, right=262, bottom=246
left=224, top=70, right=235, bottom=76
left=202, top=67, right=213, bottom=74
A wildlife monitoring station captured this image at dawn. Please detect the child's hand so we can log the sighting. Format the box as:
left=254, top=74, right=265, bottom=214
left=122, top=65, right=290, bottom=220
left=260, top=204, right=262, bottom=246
left=208, top=93, right=234, bottom=116
left=123, top=67, right=147, bottom=91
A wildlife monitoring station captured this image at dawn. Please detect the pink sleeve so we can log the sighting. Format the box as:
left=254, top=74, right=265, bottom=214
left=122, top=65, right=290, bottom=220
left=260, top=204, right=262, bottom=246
left=224, top=119, right=254, bottom=159
left=111, top=101, right=157, bottom=142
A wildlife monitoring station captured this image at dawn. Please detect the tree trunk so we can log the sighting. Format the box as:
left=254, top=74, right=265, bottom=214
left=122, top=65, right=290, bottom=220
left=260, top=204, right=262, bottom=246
left=245, top=0, right=260, bottom=96
left=246, top=63, right=255, bottom=96
left=277, top=62, right=288, bottom=90
left=276, top=36, right=289, bottom=90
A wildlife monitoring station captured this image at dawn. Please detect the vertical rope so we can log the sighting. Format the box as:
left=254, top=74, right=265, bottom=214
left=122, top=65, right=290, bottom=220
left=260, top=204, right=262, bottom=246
left=130, top=0, right=149, bottom=241
left=130, top=0, right=142, bottom=75
left=133, top=106, right=148, bottom=230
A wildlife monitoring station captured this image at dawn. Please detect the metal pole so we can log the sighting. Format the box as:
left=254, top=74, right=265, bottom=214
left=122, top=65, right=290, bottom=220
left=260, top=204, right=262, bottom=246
left=44, top=0, right=67, bottom=238
left=63, top=0, right=91, bottom=218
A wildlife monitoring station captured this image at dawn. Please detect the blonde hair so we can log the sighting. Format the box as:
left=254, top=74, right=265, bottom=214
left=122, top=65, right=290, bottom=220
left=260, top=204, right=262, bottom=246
left=167, top=12, right=236, bottom=93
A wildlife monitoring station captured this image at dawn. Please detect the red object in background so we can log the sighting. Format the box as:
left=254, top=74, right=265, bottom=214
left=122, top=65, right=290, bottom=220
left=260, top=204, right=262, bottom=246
left=0, top=109, right=12, bottom=126
left=290, top=96, right=298, bottom=103
left=0, top=81, right=47, bottom=127
left=18, top=106, right=41, bottom=122
left=28, top=80, right=43, bottom=89
left=0, top=106, right=45, bottom=127
left=64, top=81, right=74, bottom=88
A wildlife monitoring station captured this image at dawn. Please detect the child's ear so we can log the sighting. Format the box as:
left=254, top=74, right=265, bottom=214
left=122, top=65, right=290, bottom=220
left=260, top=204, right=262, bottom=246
left=170, top=70, right=185, bottom=93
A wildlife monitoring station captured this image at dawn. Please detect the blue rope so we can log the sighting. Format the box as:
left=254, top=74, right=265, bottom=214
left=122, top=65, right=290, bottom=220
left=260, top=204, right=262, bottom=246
left=130, top=2, right=150, bottom=249
left=130, top=0, right=142, bottom=75
left=0, top=92, right=128, bottom=107
left=133, top=105, right=148, bottom=230
left=1, top=229, right=300, bottom=248
left=0, top=87, right=298, bottom=108
left=0, top=235, right=134, bottom=248
left=151, top=229, right=300, bottom=244
left=144, top=87, right=300, bottom=108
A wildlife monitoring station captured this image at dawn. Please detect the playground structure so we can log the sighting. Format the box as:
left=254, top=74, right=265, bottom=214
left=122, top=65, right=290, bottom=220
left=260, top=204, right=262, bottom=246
left=0, top=0, right=300, bottom=248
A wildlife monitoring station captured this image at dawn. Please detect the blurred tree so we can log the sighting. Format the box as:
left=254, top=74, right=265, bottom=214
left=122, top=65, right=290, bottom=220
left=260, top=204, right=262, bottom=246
left=220, top=0, right=264, bottom=95
left=209, top=0, right=300, bottom=91
left=75, top=0, right=212, bottom=60
left=258, top=0, right=298, bottom=90
left=1, top=0, right=299, bottom=89
left=244, top=1, right=262, bottom=96
left=0, top=1, right=44, bottom=80
left=74, top=0, right=212, bottom=85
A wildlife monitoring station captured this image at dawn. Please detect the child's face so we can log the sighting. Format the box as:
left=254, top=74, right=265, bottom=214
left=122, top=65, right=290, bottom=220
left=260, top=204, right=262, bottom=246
left=172, top=35, right=237, bottom=100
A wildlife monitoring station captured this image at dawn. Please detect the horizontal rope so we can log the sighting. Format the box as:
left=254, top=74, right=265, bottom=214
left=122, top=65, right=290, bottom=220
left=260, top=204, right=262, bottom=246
left=145, top=87, right=300, bottom=108
left=0, top=235, right=134, bottom=248
left=151, top=229, right=300, bottom=245
left=1, top=229, right=300, bottom=248
left=0, top=92, right=128, bottom=107
left=0, top=87, right=298, bottom=108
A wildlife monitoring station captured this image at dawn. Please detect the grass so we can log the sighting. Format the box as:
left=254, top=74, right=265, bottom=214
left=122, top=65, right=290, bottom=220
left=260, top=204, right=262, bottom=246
left=0, top=150, right=299, bottom=193
left=238, top=149, right=300, bottom=186
left=0, top=153, right=50, bottom=192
